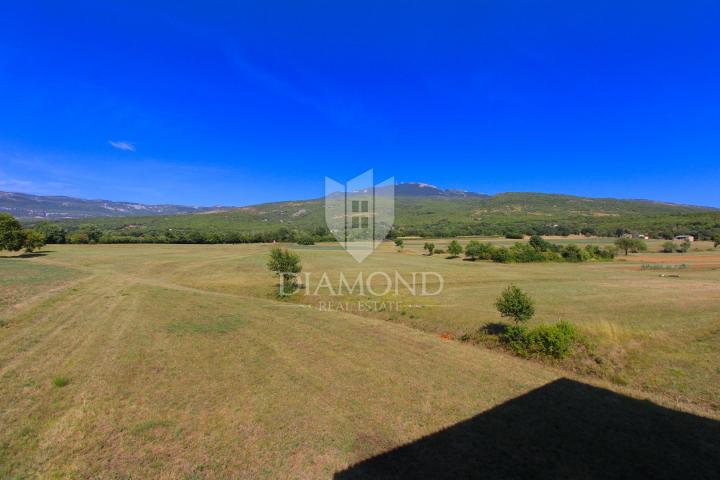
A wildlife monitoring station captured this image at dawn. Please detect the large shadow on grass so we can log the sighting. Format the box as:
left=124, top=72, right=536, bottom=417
left=335, top=378, right=720, bottom=479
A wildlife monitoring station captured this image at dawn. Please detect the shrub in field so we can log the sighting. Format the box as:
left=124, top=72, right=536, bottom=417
left=52, top=376, right=70, bottom=387
left=501, top=325, right=531, bottom=355
left=529, top=234, right=555, bottom=252
left=296, top=235, right=315, bottom=245
left=267, top=247, right=302, bottom=295
left=561, top=244, right=586, bottom=262
left=394, top=239, right=404, bottom=250
left=527, top=321, right=577, bottom=358
left=464, top=240, right=481, bottom=260
left=501, top=321, right=577, bottom=359
left=446, top=240, right=462, bottom=258
left=464, top=240, right=495, bottom=260
left=504, top=231, right=524, bottom=239
left=584, top=245, right=615, bottom=260
left=434, top=248, right=445, bottom=254
left=509, top=243, right=546, bottom=262
left=678, top=240, right=691, bottom=253
left=714, top=234, right=720, bottom=248
left=495, top=285, right=534, bottom=325
left=423, top=242, right=435, bottom=256
left=542, top=251, right=562, bottom=261
left=491, top=247, right=511, bottom=263
left=661, top=241, right=676, bottom=253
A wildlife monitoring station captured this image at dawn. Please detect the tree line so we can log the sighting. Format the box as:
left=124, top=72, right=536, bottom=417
left=416, top=236, right=617, bottom=263
left=13, top=214, right=720, bottom=247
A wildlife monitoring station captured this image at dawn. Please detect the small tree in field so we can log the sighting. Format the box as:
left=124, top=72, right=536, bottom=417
left=495, top=285, right=535, bottom=325
left=423, top=242, right=435, bottom=256
left=394, top=239, right=404, bottom=250
left=267, top=247, right=302, bottom=296
left=615, top=237, right=646, bottom=256
left=447, top=240, right=462, bottom=258
left=714, top=234, right=720, bottom=248
left=464, top=240, right=485, bottom=260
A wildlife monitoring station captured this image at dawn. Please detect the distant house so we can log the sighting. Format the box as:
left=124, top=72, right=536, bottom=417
left=623, top=233, right=649, bottom=240
left=674, top=235, right=695, bottom=242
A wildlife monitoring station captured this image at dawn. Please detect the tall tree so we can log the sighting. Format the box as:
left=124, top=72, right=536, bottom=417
left=0, top=213, right=26, bottom=252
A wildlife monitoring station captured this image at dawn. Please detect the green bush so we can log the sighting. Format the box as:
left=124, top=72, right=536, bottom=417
left=501, top=325, right=531, bottom=356
left=542, top=251, right=562, bottom=261
left=491, top=247, right=511, bottom=263
left=509, top=243, right=546, bottom=262
left=561, top=244, right=586, bottom=262
left=528, top=235, right=555, bottom=252
left=52, top=376, right=70, bottom=387
left=464, top=241, right=495, bottom=260
left=501, top=321, right=578, bottom=359
left=527, top=321, right=577, bottom=358
left=296, top=236, right=315, bottom=245
left=661, top=241, right=676, bottom=253
left=584, top=245, right=615, bottom=260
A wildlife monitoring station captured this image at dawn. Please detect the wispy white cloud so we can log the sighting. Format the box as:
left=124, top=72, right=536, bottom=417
left=109, top=140, right=135, bottom=152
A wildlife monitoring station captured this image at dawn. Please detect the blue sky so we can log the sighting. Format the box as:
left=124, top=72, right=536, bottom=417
left=1, top=1, right=718, bottom=206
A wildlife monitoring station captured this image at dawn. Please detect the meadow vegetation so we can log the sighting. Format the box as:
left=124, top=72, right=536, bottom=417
left=1, top=240, right=719, bottom=477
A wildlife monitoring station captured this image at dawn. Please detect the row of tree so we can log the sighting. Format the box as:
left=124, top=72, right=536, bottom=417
left=415, top=236, right=617, bottom=263
left=391, top=222, right=720, bottom=242
left=29, top=220, right=334, bottom=245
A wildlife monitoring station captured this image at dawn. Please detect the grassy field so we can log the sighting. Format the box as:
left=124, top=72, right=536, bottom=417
left=1, top=242, right=719, bottom=478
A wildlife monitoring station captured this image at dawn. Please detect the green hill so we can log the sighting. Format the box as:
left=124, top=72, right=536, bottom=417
left=41, top=184, right=720, bottom=241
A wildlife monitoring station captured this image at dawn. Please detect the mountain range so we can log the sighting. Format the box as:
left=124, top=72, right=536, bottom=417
left=0, top=191, right=224, bottom=219
left=2, top=183, right=714, bottom=221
